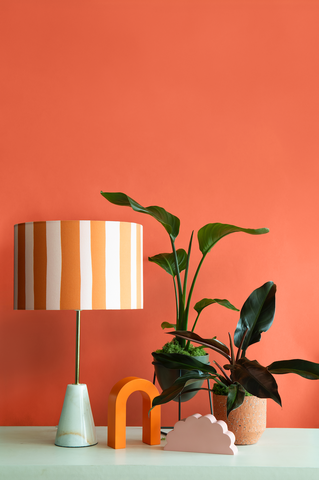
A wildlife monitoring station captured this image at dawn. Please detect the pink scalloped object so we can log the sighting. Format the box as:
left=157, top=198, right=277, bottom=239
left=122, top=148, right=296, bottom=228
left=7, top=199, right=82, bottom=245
left=164, top=413, right=238, bottom=455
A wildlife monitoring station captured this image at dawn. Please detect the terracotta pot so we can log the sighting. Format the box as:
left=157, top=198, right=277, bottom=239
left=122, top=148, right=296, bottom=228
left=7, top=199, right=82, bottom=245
left=213, top=393, right=267, bottom=445
left=152, top=353, right=210, bottom=403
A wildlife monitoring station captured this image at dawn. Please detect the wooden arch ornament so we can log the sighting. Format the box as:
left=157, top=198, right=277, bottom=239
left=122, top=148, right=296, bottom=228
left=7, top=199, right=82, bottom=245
left=107, top=376, right=161, bottom=449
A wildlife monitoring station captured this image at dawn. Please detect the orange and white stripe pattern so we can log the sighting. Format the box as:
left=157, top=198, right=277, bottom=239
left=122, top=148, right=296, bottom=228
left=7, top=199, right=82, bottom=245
left=14, top=221, right=143, bottom=310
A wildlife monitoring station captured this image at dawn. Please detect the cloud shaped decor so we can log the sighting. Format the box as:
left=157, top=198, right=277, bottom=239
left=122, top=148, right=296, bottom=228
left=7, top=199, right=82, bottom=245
left=164, top=414, right=238, bottom=455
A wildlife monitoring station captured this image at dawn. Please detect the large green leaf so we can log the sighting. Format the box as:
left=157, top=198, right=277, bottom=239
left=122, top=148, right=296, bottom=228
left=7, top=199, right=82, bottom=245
left=168, top=331, right=230, bottom=359
left=151, top=372, right=214, bottom=409
left=100, top=191, right=180, bottom=240
left=198, top=223, right=269, bottom=256
left=234, top=282, right=276, bottom=355
left=149, top=249, right=187, bottom=277
left=194, top=298, right=239, bottom=314
left=151, top=382, right=186, bottom=408
left=268, top=359, right=319, bottom=380
left=227, top=383, right=246, bottom=416
left=152, top=352, right=218, bottom=376
left=225, top=358, right=281, bottom=406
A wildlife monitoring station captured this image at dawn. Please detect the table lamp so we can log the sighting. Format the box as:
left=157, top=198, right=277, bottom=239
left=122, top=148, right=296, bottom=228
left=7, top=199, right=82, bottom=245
left=14, top=220, right=143, bottom=447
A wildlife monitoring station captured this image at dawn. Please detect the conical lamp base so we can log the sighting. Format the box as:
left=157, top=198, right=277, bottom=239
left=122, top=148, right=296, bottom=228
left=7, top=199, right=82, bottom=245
left=55, top=384, right=98, bottom=447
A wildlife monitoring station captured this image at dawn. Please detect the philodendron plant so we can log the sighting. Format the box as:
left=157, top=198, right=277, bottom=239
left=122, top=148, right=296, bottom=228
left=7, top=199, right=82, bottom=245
left=101, top=191, right=268, bottom=353
left=151, top=281, right=319, bottom=415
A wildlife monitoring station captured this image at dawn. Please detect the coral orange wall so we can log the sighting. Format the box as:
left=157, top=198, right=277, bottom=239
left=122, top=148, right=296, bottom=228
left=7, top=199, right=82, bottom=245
left=1, top=0, right=319, bottom=428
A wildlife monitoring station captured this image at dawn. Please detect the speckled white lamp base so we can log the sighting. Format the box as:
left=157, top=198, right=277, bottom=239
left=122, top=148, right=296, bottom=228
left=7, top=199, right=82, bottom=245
left=55, top=384, right=97, bottom=448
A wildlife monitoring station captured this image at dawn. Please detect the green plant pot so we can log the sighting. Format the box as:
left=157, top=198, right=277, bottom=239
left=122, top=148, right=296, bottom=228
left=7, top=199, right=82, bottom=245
left=152, top=353, right=210, bottom=403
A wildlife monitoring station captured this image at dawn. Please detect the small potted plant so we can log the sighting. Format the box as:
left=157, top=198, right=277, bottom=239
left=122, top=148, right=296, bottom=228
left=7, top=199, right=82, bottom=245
left=101, top=191, right=268, bottom=400
left=151, top=281, right=319, bottom=444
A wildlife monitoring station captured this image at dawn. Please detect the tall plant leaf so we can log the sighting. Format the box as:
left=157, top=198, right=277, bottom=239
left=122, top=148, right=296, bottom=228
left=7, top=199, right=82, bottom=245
left=198, top=223, right=269, bottom=256
left=100, top=191, right=180, bottom=240
left=149, top=250, right=187, bottom=277
left=194, top=298, right=239, bottom=314
left=168, top=331, right=231, bottom=359
left=227, top=383, right=246, bottom=416
left=234, top=281, right=276, bottom=356
left=268, top=359, right=319, bottom=380
left=225, top=358, right=281, bottom=406
left=152, top=352, right=218, bottom=376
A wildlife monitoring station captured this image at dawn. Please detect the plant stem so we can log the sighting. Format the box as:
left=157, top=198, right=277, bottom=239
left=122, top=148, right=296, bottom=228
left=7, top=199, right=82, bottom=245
left=228, top=332, right=235, bottom=365
left=214, top=360, right=232, bottom=384
left=170, top=238, right=185, bottom=347
left=184, top=253, right=206, bottom=328
left=190, top=313, right=200, bottom=333
left=170, top=238, right=183, bottom=307
left=214, top=377, right=229, bottom=388
left=182, top=231, right=194, bottom=306
left=173, top=276, right=179, bottom=325
left=236, top=327, right=249, bottom=361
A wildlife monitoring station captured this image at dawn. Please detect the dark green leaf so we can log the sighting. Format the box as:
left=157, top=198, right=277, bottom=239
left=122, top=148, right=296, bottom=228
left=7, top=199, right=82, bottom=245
left=151, top=383, right=186, bottom=408
left=152, top=352, right=218, bottom=376
left=173, top=371, right=214, bottom=386
left=149, top=249, right=187, bottom=277
left=268, top=359, right=319, bottom=380
left=198, top=223, right=269, bottom=256
left=100, top=191, right=180, bottom=240
left=161, top=322, right=176, bottom=330
left=227, top=383, right=246, bottom=416
left=194, top=298, right=239, bottom=314
left=151, top=372, right=215, bottom=410
left=234, top=282, right=276, bottom=355
left=168, top=330, right=230, bottom=359
left=225, top=358, right=281, bottom=406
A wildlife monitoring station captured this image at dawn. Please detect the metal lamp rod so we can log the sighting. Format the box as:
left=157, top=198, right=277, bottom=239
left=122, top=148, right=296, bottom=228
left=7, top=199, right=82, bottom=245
left=75, top=310, right=81, bottom=385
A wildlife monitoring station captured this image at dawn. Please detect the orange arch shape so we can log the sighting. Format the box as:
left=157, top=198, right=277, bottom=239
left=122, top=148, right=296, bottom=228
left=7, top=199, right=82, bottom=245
left=107, top=376, right=161, bottom=449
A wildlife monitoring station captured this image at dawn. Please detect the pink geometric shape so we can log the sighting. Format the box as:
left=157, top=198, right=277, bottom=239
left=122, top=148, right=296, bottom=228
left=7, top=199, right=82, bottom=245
left=164, top=413, right=238, bottom=455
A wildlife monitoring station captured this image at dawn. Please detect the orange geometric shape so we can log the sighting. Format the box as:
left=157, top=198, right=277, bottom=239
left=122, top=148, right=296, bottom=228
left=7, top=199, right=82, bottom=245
left=107, top=376, right=161, bottom=449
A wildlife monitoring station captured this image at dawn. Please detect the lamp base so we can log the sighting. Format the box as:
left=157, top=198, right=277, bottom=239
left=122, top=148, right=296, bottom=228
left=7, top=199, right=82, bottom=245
left=55, top=384, right=98, bottom=447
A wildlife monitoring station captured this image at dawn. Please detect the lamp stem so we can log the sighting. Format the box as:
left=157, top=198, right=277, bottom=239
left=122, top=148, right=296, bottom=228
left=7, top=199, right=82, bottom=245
left=75, top=310, right=81, bottom=385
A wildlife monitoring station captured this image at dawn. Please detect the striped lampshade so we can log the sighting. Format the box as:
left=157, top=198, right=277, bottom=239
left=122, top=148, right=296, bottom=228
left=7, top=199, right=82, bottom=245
left=14, top=221, right=143, bottom=311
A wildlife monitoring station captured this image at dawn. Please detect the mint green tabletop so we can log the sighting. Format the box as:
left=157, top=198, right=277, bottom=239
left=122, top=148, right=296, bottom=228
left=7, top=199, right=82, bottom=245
left=0, top=427, right=318, bottom=479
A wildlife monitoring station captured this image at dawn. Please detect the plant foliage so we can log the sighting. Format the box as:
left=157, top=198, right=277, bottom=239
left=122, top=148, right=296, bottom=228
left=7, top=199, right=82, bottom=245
left=151, top=282, right=319, bottom=415
left=101, top=190, right=268, bottom=351
left=101, top=192, right=319, bottom=415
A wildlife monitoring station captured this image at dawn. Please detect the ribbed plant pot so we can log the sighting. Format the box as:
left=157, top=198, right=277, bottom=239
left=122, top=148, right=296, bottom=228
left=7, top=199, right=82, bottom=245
left=152, top=353, right=210, bottom=403
left=213, top=393, right=267, bottom=445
